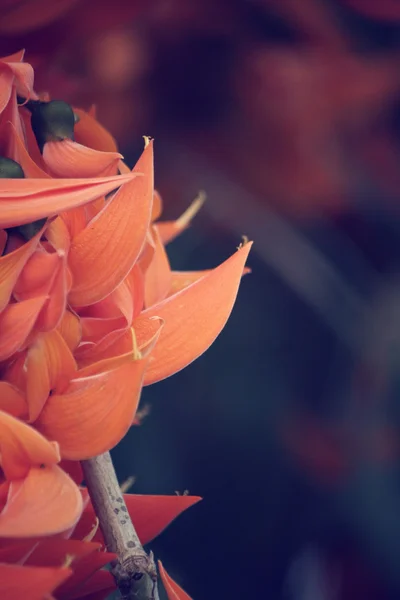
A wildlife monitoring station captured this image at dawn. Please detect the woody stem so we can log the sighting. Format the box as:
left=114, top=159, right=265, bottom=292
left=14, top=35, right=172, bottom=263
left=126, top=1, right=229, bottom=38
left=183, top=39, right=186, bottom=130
left=81, top=452, right=160, bottom=600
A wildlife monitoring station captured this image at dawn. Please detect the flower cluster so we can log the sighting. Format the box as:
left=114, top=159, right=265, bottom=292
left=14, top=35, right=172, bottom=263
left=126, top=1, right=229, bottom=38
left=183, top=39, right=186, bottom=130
left=0, top=51, right=251, bottom=597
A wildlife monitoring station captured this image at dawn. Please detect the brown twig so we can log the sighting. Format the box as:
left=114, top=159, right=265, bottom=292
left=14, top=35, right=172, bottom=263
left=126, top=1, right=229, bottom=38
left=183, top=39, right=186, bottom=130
left=81, top=452, right=160, bottom=600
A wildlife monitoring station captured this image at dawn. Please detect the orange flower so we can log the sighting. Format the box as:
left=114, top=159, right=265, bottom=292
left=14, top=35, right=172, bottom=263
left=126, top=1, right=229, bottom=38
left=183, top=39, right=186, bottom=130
left=0, top=52, right=250, bottom=598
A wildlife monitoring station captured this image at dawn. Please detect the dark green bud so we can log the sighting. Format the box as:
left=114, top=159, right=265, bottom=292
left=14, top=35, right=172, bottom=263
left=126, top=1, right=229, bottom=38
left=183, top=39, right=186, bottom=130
left=0, top=156, right=25, bottom=179
left=30, top=100, right=75, bottom=151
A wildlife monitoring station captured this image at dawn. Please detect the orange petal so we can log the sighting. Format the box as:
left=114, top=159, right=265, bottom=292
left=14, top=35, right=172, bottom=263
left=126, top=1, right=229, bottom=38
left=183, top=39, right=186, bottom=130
left=0, top=382, right=28, bottom=418
left=134, top=242, right=252, bottom=385
left=68, top=142, right=153, bottom=306
left=0, top=64, right=14, bottom=113
left=57, top=309, right=82, bottom=352
left=144, top=225, right=172, bottom=308
left=0, top=295, right=48, bottom=361
left=74, top=107, right=119, bottom=153
left=57, top=569, right=115, bottom=600
left=0, top=563, right=72, bottom=600
left=0, top=410, right=60, bottom=480
left=0, top=172, right=135, bottom=228
left=159, top=562, right=193, bottom=600
left=152, top=190, right=163, bottom=221
left=5, top=121, right=50, bottom=178
left=157, top=192, right=206, bottom=245
left=34, top=255, right=68, bottom=332
left=54, top=549, right=116, bottom=599
left=0, top=465, right=82, bottom=536
left=45, top=216, right=71, bottom=254
left=26, top=539, right=102, bottom=567
left=14, top=247, right=60, bottom=299
left=43, top=139, right=122, bottom=178
left=0, top=228, right=42, bottom=312
left=74, top=494, right=201, bottom=547
left=36, top=360, right=148, bottom=460
left=26, top=330, right=77, bottom=422
left=168, top=266, right=251, bottom=297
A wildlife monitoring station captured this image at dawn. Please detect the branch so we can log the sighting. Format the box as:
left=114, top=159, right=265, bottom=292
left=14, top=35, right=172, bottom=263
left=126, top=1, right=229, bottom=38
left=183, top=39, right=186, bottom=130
left=81, top=452, right=160, bottom=600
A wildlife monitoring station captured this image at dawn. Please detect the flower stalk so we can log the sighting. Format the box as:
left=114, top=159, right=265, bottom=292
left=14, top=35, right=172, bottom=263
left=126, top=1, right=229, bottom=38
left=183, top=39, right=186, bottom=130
left=81, top=452, right=160, bottom=600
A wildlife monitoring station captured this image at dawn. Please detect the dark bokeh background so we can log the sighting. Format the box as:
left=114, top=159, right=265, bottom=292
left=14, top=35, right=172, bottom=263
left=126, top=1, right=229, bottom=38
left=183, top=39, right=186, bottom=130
left=3, top=1, right=400, bottom=598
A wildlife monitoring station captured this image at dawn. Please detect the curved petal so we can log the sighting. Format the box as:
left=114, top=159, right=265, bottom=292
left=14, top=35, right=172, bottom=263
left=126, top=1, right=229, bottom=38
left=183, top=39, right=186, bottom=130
left=158, top=562, right=193, bottom=600
left=36, top=360, right=148, bottom=460
left=0, top=64, right=13, bottom=113
left=0, top=228, right=43, bottom=312
left=0, top=465, right=83, bottom=536
left=74, top=107, right=119, bottom=153
left=0, top=172, right=136, bottom=228
left=54, top=549, right=116, bottom=599
left=73, top=494, right=201, bottom=547
left=58, top=569, right=115, bottom=600
left=0, top=563, right=72, bottom=599
left=5, top=121, right=50, bottom=178
left=0, top=409, right=60, bottom=480
left=43, top=139, right=122, bottom=178
left=144, top=225, right=172, bottom=308
left=134, top=242, right=252, bottom=385
left=26, top=539, right=102, bottom=567
left=0, top=295, right=48, bottom=361
left=157, top=192, right=206, bottom=245
left=14, top=248, right=60, bottom=299
left=168, top=266, right=251, bottom=297
left=68, top=142, right=153, bottom=306
left=26, top=330, right=77, bottom=422
left=0, top=382, right=28, bottom=418
left=35, top=254, right=68, bottom=332
left=57, top=309, right=82, bottom=352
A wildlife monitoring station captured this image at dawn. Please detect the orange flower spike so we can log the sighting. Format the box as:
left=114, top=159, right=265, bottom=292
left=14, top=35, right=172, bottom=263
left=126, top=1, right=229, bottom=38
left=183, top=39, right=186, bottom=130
left=0, top=226, right=43, bottom=312
left=0, top=563, right=72, bottom=600
left=68, top=141, right=153, bottom=307
left=43, top=139, right=123, bottom=178
left=159, top=562, right=193, bottom=600
left=0, top=409, right=60, bottom=480
left=0, top=295, right=48, bottom=361
left=25, top=329, right=77, bottom=422
left=157, top=190, right=206, bottom=245
left=35, top=359, right=149, bottom=460
left=134, top=241, right=253, bottom=385
left=0, top=464, right=83, bottom=537
left=144, top=225, right=172, bottom=308
left=0, top=171, right=136, bottom=228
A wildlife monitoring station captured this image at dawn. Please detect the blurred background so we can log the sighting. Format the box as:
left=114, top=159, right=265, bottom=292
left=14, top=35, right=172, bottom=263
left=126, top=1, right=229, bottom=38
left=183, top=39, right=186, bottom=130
left=2, top=0, right=400, bottom=598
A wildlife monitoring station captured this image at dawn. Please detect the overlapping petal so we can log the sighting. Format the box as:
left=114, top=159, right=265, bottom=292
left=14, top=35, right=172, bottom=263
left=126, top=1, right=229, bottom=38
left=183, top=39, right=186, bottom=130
left=0, top=563, right=72, bottom=600
left=43, top=139, right=122, bottom=178
left=0, top=409, right=59, bottom=479
left=0, top=465, right=82, bottom=537
left=0, top=227, right=43, bottom=312
left=36, top=359, right=148, bottom=459
left=68, top=141, right=153, bottom=306
left=159, top=561, right=193, bottom=600
left=0, top=172, right=136, bottom=228
left=134, top=242, right=252, bottom=384
left=0, top=295, right=48, bottom=361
